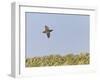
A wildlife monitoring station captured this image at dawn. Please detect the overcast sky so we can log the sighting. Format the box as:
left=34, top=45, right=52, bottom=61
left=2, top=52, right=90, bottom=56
left=25, top=12, right=90, bottom=58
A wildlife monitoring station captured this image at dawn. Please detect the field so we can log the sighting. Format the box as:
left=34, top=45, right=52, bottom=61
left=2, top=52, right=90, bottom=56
left=25, top=53, right=89, bottom=67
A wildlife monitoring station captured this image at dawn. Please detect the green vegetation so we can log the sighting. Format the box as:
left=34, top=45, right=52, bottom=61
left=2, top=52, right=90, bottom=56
left=25, top=53, right=89, bottom=67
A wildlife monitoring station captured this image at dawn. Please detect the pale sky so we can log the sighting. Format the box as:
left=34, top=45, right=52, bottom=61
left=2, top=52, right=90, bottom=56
left=25, top=12, right=90, bottom=58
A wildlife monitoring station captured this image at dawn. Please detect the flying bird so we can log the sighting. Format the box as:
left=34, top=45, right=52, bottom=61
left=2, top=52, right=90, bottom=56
left=42, top=25, right=53, bottom=38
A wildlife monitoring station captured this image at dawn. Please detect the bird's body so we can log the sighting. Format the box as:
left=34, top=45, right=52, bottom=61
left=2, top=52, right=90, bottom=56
left=43, top=25, right=53, bottom=38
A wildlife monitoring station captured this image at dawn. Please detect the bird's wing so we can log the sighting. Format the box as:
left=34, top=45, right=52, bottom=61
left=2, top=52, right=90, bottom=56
left=49, top=29, right=53, bottom=32
left=45, top=25, right=49, bottom=30
left=47, top=33, right=50, bottom=38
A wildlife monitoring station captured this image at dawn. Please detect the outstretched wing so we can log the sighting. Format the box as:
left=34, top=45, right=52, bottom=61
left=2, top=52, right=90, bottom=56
left=49, top=29, right=53, bottom=32
left=45, top=25, right=49, bottom=30
left=47, top=33, right=50, bottom=38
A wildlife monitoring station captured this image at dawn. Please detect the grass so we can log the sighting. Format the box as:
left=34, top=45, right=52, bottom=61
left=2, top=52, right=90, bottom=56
left=25, top=53, right=89, bottom=67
